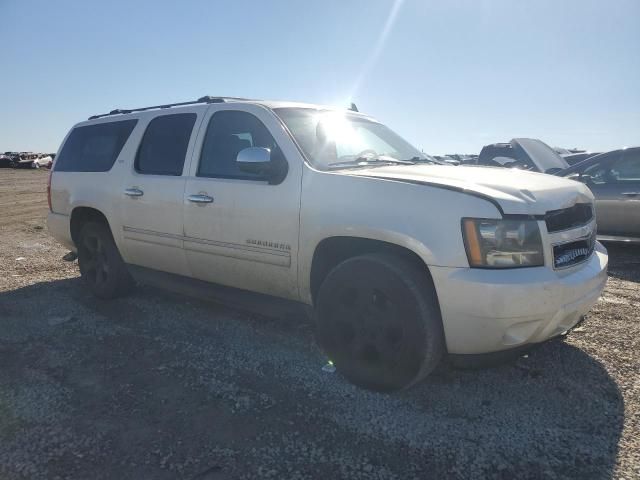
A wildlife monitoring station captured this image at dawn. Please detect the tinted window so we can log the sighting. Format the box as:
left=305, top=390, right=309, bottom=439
left=55, top=120, right=137, bottom=172
left=135, top=113, right=196, bottom=175
left=616, top=150, right=640, bottom=181
left=583, top=152, right=622, bottom=184
left=198, top=110, right=280, bottom=180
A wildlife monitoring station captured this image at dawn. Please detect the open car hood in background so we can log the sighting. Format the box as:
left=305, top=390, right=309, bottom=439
left=513, top=138, right=570, bottom=173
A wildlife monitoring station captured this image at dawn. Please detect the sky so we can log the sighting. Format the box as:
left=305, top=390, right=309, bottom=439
left=1, top=0, right=638, bottom=155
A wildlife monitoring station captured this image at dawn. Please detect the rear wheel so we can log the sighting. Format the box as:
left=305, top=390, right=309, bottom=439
left=315, top=253, right=445, bottom=391
left=77, top=222, right=133, bottom=299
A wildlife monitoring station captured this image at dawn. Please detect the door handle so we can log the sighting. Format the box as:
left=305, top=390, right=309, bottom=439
left=187, top=194, right=214, bottom=204
left=621, top=192, right=640, bottom=197
left=124, top=187, right=144, bottom=197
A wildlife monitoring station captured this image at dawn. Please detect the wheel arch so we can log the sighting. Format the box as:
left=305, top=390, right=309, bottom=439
left=70, top=206, right=112, bottom=247
left=308, top=236, right=435, bottom=305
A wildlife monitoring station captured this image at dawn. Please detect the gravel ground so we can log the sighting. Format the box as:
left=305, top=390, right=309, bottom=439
left=0, top=168, right=638, bottom=479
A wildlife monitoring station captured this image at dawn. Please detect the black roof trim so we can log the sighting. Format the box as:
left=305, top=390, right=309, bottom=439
left=88, top=96, right=255, bottom=120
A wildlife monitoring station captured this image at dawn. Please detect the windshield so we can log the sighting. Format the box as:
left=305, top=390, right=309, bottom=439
left=274, top=107, right=437, bottom=170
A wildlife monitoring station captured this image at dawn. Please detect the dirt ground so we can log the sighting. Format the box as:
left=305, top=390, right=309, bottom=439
left=0, top=168, right=638, bottom=480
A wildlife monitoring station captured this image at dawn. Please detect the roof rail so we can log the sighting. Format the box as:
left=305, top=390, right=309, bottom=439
left=88, top=96, right=254, bottom=120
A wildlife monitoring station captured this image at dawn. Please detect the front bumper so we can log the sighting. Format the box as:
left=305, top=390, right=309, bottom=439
left=430, top=242, right=608, bottom=354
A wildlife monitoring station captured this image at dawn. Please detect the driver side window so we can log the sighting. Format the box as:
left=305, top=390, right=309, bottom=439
left=197, top=110, right=281, bottom=181
left=583, top=153, right=620, bottom=184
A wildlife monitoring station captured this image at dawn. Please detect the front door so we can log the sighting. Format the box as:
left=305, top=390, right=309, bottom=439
left=583, top=150, right=640, bottom=238
left=182, top=104, right=302, bottom=300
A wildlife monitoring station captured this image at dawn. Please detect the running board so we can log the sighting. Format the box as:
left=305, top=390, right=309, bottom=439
left=126, top=264, right=312, bottom=321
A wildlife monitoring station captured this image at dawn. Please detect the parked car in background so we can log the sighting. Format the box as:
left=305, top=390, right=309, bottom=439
left=560, top=147, right=640, bottom=243
left=38, top=155, right=54, bottom=168
left=0, top=153, right=12, bottom=167
left=477, top=139, right=569, bottom=174
left=13, top=153, right=53, bottom=169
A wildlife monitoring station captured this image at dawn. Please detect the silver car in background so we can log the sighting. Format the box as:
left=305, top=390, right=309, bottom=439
left=561, top=147, right=640, bottom=243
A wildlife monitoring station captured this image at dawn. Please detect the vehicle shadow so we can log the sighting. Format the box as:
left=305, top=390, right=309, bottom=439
left=602, top=242, right=640, bottom=283
left=0, top=277, right=626, bottom=480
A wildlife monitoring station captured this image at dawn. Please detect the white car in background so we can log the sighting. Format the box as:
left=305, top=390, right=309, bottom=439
left=14, top=153, right=53, bottom=169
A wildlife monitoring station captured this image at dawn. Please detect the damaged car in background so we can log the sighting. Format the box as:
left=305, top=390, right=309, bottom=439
left=477, top=138, right=569, bottom=174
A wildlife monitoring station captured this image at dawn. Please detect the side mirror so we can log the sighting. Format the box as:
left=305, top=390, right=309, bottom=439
left=577, top=173, right=593, bottom=184
left=236, top=147, right=288, bottom=184
left=237, top=147, right=272, bottom=175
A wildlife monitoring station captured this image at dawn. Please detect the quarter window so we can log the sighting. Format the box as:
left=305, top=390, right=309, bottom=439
left=135, top=113, right=196, bottom=176
left=54, top=120, right=137, bottom=172
left=198, top=110, right=282, bottom=180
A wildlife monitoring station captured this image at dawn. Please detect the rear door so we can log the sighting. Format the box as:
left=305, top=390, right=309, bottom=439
left=182, top=104, right=302, bottom=300
left=119, top=109, right=202, bottom=276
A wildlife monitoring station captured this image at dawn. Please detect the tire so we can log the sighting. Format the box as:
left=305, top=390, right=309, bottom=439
left=31, top=161, right=40, bottom=169
left=77, top=222, right=134, bottom=299
left=315, top=252, right=445, bottom=392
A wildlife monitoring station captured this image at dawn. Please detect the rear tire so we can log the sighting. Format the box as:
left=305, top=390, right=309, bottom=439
left=77, top=222, right=133, bottom=299
left=315, top=252, right=445, bottom=392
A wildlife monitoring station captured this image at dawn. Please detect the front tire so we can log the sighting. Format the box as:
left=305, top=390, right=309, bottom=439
left=77, top=222, right=133, bottom=299
left=315, top=253, right=445, bottom=392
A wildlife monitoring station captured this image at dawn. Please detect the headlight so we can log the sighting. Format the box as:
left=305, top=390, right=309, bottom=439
left=462, top=218, right=544, bottom=268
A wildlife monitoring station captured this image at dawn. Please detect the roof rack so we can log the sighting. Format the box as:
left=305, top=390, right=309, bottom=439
left=88, top=96, right=254, bottom=120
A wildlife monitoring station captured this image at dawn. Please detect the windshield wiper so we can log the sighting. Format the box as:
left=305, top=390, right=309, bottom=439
left=328, top=155, right=416, bottom=170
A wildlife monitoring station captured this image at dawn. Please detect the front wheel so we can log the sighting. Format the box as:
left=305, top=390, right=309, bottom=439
left=315, top=253, right=445, bottom=392
left=77, top=222, right=133, bottom=299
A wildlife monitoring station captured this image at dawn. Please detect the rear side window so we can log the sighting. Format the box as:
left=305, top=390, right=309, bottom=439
left=54, top=120, right=137, bottom=172
left=135, top=113, right=196, bottom=176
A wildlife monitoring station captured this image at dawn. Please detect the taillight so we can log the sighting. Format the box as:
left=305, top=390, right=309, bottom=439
left=47, top=169, right=53, bottom=212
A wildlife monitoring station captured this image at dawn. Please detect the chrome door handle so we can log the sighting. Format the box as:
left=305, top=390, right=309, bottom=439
left=124, top=187, right=144, bottom=197
left=621, top=192, right=640, bottom=197
left=187, top=194, right=214, bottom=204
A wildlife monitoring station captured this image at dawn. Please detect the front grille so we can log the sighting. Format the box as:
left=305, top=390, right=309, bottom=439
left=553, top=233, right=596, bottom=269
left=545, top=203, right=593, bottom=233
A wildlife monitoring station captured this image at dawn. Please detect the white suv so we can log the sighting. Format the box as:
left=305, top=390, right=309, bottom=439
left=47, top=96, right=608, bottom=391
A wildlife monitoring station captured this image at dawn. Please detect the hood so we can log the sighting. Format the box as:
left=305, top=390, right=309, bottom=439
left=348, top=164, right=594, bottom=216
